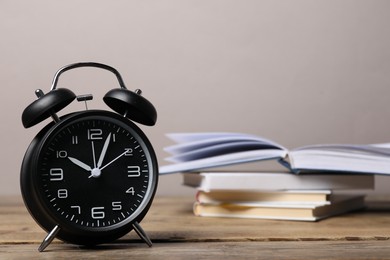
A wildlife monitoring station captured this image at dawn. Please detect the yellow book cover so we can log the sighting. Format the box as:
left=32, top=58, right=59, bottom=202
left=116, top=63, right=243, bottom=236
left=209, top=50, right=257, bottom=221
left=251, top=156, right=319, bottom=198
left=193, top=195, right=365, bottom=221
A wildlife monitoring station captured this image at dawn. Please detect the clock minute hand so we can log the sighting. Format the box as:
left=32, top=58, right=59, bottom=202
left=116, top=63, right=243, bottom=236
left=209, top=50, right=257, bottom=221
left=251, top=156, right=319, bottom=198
left=97, top=133, right=111, bottom=168
left=68, top=157, right=92, bottom=172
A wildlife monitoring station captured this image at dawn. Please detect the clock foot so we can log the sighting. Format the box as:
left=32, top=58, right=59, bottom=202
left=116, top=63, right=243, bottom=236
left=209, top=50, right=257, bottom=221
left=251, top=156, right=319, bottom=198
left=38, top=225, right=61, bottom=252
left=132, top=221, right=152, bottom=247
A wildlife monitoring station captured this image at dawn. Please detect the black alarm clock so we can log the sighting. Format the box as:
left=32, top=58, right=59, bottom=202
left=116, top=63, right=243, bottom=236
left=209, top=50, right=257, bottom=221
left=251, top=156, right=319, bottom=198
left=20, top=62, right=158, bottom=252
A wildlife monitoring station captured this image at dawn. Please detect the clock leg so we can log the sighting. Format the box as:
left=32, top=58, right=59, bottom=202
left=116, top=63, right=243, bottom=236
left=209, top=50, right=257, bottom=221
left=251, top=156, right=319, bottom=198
left=38, top=225, right=61, bottom=252
left=132, top=222, right=152, bottom=247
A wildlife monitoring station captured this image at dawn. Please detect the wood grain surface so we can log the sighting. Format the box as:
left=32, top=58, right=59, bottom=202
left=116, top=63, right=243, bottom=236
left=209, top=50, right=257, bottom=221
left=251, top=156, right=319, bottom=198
left=1, top=196, right=390, bottom=259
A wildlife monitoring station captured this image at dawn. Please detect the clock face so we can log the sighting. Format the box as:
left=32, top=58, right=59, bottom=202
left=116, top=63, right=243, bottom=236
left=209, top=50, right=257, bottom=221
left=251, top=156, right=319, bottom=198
left=22, top=110, right=158, bottom=243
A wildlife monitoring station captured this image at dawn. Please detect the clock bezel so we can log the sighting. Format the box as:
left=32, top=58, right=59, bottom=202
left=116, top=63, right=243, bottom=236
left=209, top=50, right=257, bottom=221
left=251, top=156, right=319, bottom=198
left=20, top=110, right=159, bottom=245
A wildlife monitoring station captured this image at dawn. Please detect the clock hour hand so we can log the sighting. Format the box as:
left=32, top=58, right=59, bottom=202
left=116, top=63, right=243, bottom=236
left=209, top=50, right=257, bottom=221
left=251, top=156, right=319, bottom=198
left=68, top=157, right=92, bottom=172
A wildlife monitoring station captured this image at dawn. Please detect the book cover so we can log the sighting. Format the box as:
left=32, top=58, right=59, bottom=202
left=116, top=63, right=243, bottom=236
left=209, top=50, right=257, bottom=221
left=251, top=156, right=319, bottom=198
left=193, top=195, right=366, bottom=221
left=183, top=172, right=375, bottom=192
left=160, top=132, right=390, bottom=174
left=196, top=190, right=333, bottom=205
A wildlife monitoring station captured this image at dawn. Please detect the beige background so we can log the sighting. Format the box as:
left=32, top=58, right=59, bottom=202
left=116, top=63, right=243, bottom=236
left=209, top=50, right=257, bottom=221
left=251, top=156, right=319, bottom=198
left=1, top=0, right=390, bottom=196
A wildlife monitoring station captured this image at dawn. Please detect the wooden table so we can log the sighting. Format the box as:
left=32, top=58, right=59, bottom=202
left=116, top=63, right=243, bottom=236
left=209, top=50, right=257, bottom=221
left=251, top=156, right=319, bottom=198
left=1, top=196, right=390, bottom=259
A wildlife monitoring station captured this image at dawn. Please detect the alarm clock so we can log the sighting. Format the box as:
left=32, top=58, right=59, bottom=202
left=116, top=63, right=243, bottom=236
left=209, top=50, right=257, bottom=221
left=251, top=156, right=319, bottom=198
left=20, top=62, right=158, bottom=252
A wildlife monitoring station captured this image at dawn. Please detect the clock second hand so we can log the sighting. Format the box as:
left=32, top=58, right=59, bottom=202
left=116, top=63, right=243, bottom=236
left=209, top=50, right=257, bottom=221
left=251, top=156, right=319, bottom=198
left=88, top=148, right=130, bottom=178
left=100, top=149, right=130, bottom=171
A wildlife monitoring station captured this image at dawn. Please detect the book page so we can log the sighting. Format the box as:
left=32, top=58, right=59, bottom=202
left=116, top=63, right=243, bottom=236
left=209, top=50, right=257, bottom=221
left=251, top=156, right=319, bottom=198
left=160, top=132, right=288, bottom=174
left=159, top=149, right=287, bottom=174
left=166, top=141, right=284, bottom=163
left=293, top=143, right=390, bottom=156
left=165, top=132, right=286, bottom=154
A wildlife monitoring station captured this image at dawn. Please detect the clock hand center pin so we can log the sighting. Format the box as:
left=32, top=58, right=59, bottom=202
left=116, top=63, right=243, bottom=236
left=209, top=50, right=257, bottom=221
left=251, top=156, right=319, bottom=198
left=90, top=168, right=101, bottom=178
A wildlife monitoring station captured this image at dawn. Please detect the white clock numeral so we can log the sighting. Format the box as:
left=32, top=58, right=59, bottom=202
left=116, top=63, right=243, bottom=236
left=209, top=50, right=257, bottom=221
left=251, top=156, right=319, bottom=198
left=127, top=166, right=140, bottom=177
left=126, top=187, right=135, bottom=195
left=72, top=136, right=78, bottom=145
left=88, top=129, right=103, bottom=140
left=56, top=150, right=68, bottom=158
left=57, top=189, right=68, bottom=199
left=71, top=205, right=81, bottom=214
left=112, top=201, right=122, bottom=211
left=91, top=207, right=105, bottom=219
left=124, top=148, right=133, bottom=156
left=49, top=168, right=63, bottom=181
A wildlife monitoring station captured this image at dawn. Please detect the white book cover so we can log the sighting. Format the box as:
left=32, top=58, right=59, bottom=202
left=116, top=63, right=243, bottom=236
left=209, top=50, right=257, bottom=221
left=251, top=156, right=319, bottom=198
left=183, top=172, right=374, bottom=192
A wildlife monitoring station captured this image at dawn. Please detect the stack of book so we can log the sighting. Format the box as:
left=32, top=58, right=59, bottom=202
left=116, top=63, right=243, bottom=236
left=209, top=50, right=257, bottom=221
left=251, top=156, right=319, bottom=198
left=182, top=172, right=371, bottom=221
left=159, top=132, right=389, bottom=221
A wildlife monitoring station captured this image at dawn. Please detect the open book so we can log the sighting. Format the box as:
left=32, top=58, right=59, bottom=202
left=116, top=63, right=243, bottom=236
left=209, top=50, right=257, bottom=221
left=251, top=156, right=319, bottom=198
left=159, top=132, right=390, bottom=174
